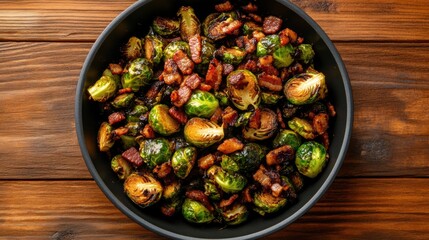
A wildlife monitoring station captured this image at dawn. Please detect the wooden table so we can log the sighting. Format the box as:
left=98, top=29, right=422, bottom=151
left=1, top=0, right=428, bottom=239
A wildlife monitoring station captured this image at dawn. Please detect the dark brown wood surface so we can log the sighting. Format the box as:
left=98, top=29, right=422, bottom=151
left=0, top=0, right=428, bottom=239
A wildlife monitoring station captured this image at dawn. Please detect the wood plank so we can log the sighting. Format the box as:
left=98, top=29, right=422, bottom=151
left=0, top=179, right=427, bottom=239
left=0, top=0, right=428, bottom=42
left=0, top=42, right=428, bottom=179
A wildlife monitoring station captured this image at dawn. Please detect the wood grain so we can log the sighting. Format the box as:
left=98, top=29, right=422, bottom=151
left=0, top=179, right=427, bottom=239
left=0, top=0, right=429, bottom=42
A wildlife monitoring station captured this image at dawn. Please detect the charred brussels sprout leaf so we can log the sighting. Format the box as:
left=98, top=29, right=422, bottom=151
left=204, top=180, right=221, bottom=201
left=149, top=104, right=180, bottom=136
left=207, top=165, right=247, bottom=193
left=121, top=58, right=153, bottom=91
left=184, top=118, right=224, bottom=148
left=243, top=108, right=278, bottom=141
left=256, top=35, right=280, bottom=57
left=288, top=117, right=316, bottom=139
left=284, top=72, right=327, bottom=105
left=171, top=146, right=197, bottom=179
left=224, top=143, right=266, bottom=175
left=164, top=41, right=191, bottom=60
left=253, top=191, right=287, bottom=216
left=273, top=129, right=302, bottom=150
left=297, top=44, right=315, bottom=64
left=227, top=70, right=261, bottom=111
left=220, top=203, right=249, bottom=225
left=177, top=6, right=200, bottom=41
left=182, top=198, right=214, bottom=223
left=111, top=93, right=134, bottom=109
left=124, top=172, right=163, bottom=208
left=144, top=34, right=164, bottom=65
left=122, top=36, right=142, bottom=61
left=97, top=122, right=114, bottom=152
left=152, top=17, right=180, bottom=37
left=126, top=104, right=148, bottom=122
left=295, top=141, right=327, bottom=178
left=139, top=138, right=173, bottom=169
left=111, top=155, right=133, bottom=180
left=273, top=44, right=295, bottom=68
left=184, top=90, right=219, bottom=118
left=88, top=75, right=117, bottom=102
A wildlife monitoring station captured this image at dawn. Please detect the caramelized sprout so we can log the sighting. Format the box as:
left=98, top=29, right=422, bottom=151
left=227, top=70, right=261, bottom=110
left=184, top=118, right=224, bottom=148
left=284, top=72, right=327, bottom=105
left=97, top=122, right=114, bottom=152
left=184, top=90, right=219, bottom=118
left=171, top=146, right=197, bottom=179
left=182, top=198, right=214, bottom=223
left=295, top=141, right=327, bottom=178
left=243, top=108, right=278, bottom=141
left=124, top=172, right=163, bottom=208
left=88, top=75, right=117, bottom=102
left=152, top=17, right=180, bottom=37
left=121, top=58, right=153, bottom=91
left=111, top=155, right=133, bottom=180
left=177, top=6, right=201, bottom=41
left=149, top=104, right=180, bottom=136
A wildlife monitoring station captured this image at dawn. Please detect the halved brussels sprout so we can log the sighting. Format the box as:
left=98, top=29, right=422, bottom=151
left=126, top=104, right=149, bottom=122
left=261, top=92, right=282, bottom=105
left=111, top=93, right=134, bottom=109
left=152, top=17, right=180, bottom=37
left=122, top=36, right=142, bottom=61
left=217, top=47, right=246, bottom=65
left=182, top=198, right=214, bottom=223
left=200, top=37, right=216, bottom=65
left=148, top=104, right=180, bottom=136
left=207, top=165, right=247, bottom=194
left=144, top=34, right=164, bottom=65
left=184, top=118, right=224, bottom=148
left=243, top=108, right=278, bottom=141
left=171, top=146, right=197, bottom=179
left=203, top=11, right=238, bottom=40
left=297, top=44, right=315, bottom=64
left=184, top=90, right=219, bottom=118
left=214, top=90, right=229, bottom=106
left=273, top=129, right=302, bottom=150
left=88, top=75, right=117, bottom=102
left=227, top=70, right=261, bottom=111
left=97, top=122, right=114, bottom=152
left=222, top=143, right=266, bottom=175
left=273, top=44, right=295, bottom=68
left=139, top=138, right=174, bottom=169
left=284, top=72, right=327, bottom=105
left=253, top=191, right=287, bottom=216
left=124, top=172, right=163, bottom=208
left=220, top=155, right=239, bottom=173
left=177, top=6, right=201, bottom=41
left=125, top=122, right=142, bottom=137
left=295, top=141, right=327, bottom=178
left=111, top=155, right=133, bottom=180
left=120, top=135, right=137, bottom=150
left=163, top=41, right=190, bottom=60
left=256, top=34, right=280, bottom=57
left=220, top=203, right=249, bottom=225
left=121, top=58, right=153, bottom=91
left=102, top=68, right=121, bottom=86
left=234, top=112, right=252, bottom=127
left=204, top=180, right=221, bottom=201
left=288, top=117, right=316, bottom=139
left=163, top=179, right=181, bottom=200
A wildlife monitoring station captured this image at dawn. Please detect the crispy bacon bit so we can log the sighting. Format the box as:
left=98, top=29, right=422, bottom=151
left=253, top=165, right=279, bottom=190
left=182, top=73, right=202, bottom=90
left=252, top=30, right=265, bottom=41
left=171, top=86, right=192, bottom=107
left=260, top=64, right=279, bottom=76
left=244, top=36, right=257, bottom=53
left=248, top=108, right=261, bottom=129
left=189, top=34, right=202, bottom=64
left=113, top=127, right=129, bottom=140
left=281, top=62, right=304, bottom=80
left=170, top=89, right=179, bottom=102
left=258, top=72, right=283, bottom=91
left=109, top=63, right=123, bottom=75
left=326, top=101, right=337, bottom=117
left=321, top=132, right=330, bottom=150
left=271, top=183, right=284, bottom=197
left=222, top=63, right=234, bottom=76
left=297, top=37, right=304, bottom=45
left=242, top=2, right=258, bottom=12
left=248, top=13, right=262, bottom=23
left=228, top=71, right=248, bottom=89
left=122, top=147, right=143, bottom=167
left=217, top=138, right=244, bottom=154
left=161, top=59, right=182, bottom=85
left=279, top=28, right=298, bottom=45
left=210, top=107, right=223, bottom=123
left=118, top=88, right=133, bottom=94
left=198, top=83, right=213, bottom=91
left=222, top=106, right=238, bottom=126
left=185, top=190, right=214, bottom=211
left=198, top=154, right=216, bottom=170
left=259, top=55, right=273, bottom=66
left=142, top=124, right=156, bottom=139
left=161, top=204, right=176, bottom=217
left=238, top=59, right=259, bottom=72
left=313, top=113, right=329, bottom=135
left=153, top=162, right=172, bottom=179
left=205, top=58, right=223, bottom=91
left=173, top=50, right=194, bottom=75
left=145, top=81, right=164, bottom=100
left=276, top=108, right=286, bottom=129
left=219, top=194, right=239, bottom=208
left=169, top=106, right=188, bottom=124
left=221, top=20, right=243, bottom=35
left=215, top=1, right=234, bottom=12
left=242, top=187, right=253, bottom=203
left=263, top=16, right=283, bottom=34
left=108, top=112, right=125, bottom=125
left=266, top=145, right=295, bottom=166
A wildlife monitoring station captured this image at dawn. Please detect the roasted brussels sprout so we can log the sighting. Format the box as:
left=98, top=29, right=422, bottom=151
left=184, top=118, right=224, bottom=148
left=139, top=138, right=174, bottom=169
left=121, top=58, right=153, bottom=91
left=144, top=34, right=164, bottom=65
left=253, top=191, right=287, bottom=216
left=227, top=70, right=261, bottom=111
left=152, top=17, right=180, bottom=37
left=184, top=90, right=219, bottom=118
left=203, top=11, right=238, bottom=40
left=214, top=90, right=229, bottom=106
left=222, top=143, right=266, bottom=175
left=220, top=203, right=249, bottom=225
left=124, top=172, right=163, bottom=208
left=204, top=180, right=221, bottom=201
left=163, top=179, right=181, bottom=200
left=163, top=41, right=191, bottom=60
left=182, top=198, right=215, bottom=223
left=125, top=122, right=142, bottom=136
left=97, top=122, right=114, bottom=152
left=261, top=92, right=282, bottom=105
left=256, top=34, right=280, bottom=57
left=217, top=46, right=246, bottom=65
left=234, top=111, right=252, bottom=127
left=111, top=93, right=134, bottom=109
left=200, top=37, right=216, bottom=65
left=171, top=146, right=197, bottom=179
left=243, top=108, right=278, bottom=141
left=126, top=104, right=149, bottom=122
left=273, top=129, right=302, bottom=150
left=295, top=141, right=327, bottom=178
left=297, top=44, right=315, bottom=64
left=207, top=165, right=247, bottom=193
left=288, top=171, right=304, bottom=192
left=87, top=75, right=117, bottom=102
left=288, top=117, right=316, bottom=139
left=111, top=155, right=133, bottom=180
left=273, top=44, right=295, bottom=68
left=122, top=36, right=142, bottom=61
left=242, top=21, right=262, bottom=35
left=177, top=6, right=201, bottom=41
left=148, top=104, right=180, bottom=136
left=120, top=135, right=137, bottom=149
left=284, top=72, right=327, bottom=105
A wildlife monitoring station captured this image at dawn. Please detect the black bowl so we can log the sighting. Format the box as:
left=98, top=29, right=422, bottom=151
left=75, top=0, right=353, bottom=239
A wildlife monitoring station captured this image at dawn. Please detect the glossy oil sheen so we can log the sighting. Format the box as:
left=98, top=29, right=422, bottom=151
left=75, top=0, right=353, bottom=239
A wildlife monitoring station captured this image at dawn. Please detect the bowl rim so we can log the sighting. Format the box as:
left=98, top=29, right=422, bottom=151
left=75, top=0, right=353, bottom=239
